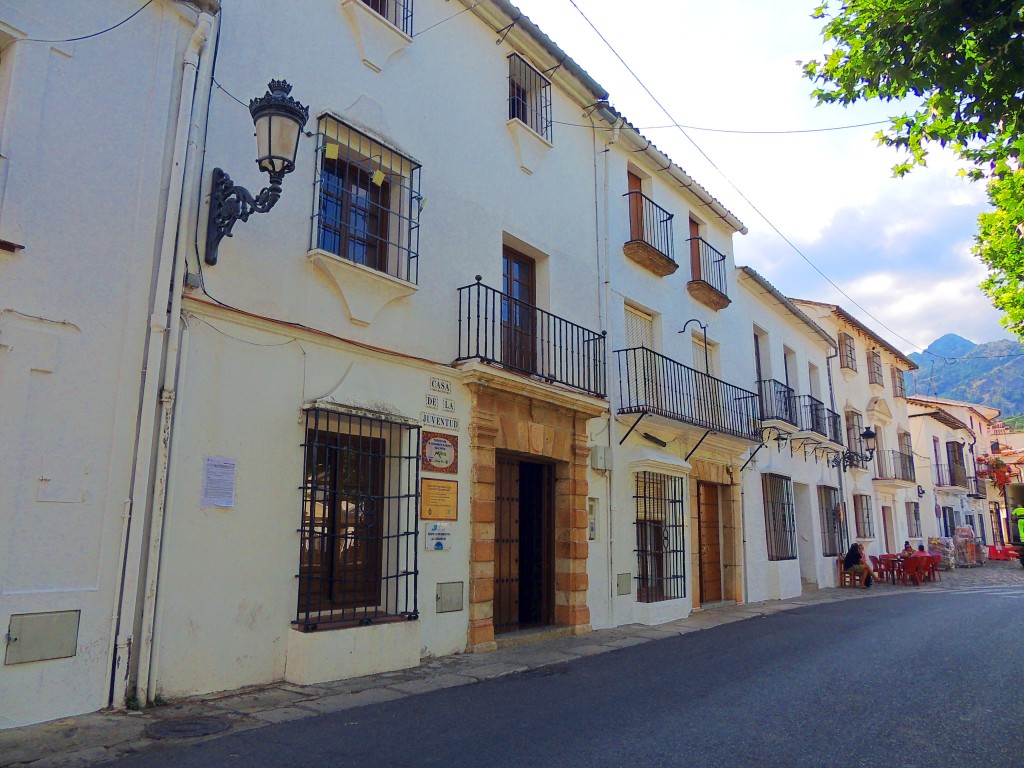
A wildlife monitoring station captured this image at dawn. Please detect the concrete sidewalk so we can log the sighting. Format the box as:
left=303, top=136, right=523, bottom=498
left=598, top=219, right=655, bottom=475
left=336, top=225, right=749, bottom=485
left=6, top=563, right=1020, bottom=768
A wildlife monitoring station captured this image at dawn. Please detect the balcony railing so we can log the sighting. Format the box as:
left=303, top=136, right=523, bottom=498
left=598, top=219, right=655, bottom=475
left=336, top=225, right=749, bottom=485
left=874, top=450, right=916, bottom=483
left=624, top=191, right=674, bottom=261
left=456, top=279, right=607, bottom=398
left=934, top=463, right=969, bottom=488
left=793, top=395, right=842, bottom=443
left=757, top=379, right=796, bottom=426
left=616, top=347, right=760, bottom=440
left=687, top=237, right=728, bottom=297
left=966, top=476, right=985, bottom=498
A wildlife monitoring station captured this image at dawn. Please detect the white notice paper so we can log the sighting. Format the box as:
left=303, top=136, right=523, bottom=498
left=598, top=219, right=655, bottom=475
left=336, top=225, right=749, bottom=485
left=201, top=456, right=237, bottom=507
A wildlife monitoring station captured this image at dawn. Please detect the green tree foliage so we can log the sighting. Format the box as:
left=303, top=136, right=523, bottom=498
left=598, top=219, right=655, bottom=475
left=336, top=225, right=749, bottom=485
left=804, top=1, right=1024, bottom=176
left=804, top=2, right=1024, bottom=339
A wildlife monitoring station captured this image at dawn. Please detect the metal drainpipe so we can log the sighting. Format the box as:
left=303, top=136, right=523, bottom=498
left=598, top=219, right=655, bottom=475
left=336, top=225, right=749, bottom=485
left=589, top=106, right=616, bottom=628
left=110, top=9, right=214, bottom=710
left=135, top=10, right=217, bottom=706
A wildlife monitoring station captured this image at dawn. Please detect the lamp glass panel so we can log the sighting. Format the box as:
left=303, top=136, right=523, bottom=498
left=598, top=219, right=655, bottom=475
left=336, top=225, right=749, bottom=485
left=270, top=114, right=301, bottom=167
left=254, top=115, right=271, bottom=169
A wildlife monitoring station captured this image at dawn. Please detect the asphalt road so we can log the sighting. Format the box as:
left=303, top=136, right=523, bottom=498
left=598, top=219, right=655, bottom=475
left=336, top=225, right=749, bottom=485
left=108, top=587, right=1024, bottom=767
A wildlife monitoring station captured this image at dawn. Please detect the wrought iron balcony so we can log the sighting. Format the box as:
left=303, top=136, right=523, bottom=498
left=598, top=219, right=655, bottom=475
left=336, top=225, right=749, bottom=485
left=757, top=379, right=796, bottom=426
left=686, top=237, right=729, bottom=310
left=934, top=463, right=969, bottom=488
left=456, top=279, right=607, bottom=398
left=793, top=395, right=842, bottom=443
left=623, top=191, right=675, bottom=276
left=874, top=450, right=916, bottom=483
left=966, top=476, right=985, bottom=498
left=615, top=347, right=760, bottom=440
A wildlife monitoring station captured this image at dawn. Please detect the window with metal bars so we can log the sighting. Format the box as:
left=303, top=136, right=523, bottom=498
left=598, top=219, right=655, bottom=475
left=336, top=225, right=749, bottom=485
left=762, top=473, right=797, bottom=561
left=817, top=485, right=843, bottom=556
left=990, top=502, right=1005, bottom=546
left=845, top=410, right=868, bottom=469
left=906, top=501, right=922, bottom=538
left=891, top=366, right=907, bottom=398
left=508, top=53, right=552, bottom=142
left=313, top=115, right=422, bottom=283
left=296, top=406, right=420, bottom=630
left=634, top=472, right=686, bottom=602
left=853, top=494, right=874, bottom=538
left=838, top=332, right=857, bottom=371
left=361, top=0, right=414, bottom=36
left=867, top=349, right=884, bottom=386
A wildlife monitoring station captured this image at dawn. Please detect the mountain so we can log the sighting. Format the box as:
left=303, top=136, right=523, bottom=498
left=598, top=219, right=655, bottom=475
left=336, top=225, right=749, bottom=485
left=908, top=334, right=1024, bottom=419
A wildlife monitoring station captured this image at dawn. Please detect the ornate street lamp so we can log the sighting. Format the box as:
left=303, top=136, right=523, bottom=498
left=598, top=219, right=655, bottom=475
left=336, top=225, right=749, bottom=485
left=205, top=79, right=309, bottom=265
left=830, top=427, right=878, bottom=471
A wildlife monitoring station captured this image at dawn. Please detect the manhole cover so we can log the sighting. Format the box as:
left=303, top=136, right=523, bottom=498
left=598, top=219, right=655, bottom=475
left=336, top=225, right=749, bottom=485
left=145, top=716, right=231, bottom=739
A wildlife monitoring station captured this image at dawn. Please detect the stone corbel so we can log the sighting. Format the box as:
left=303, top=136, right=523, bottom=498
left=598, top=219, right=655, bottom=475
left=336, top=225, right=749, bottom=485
left=340, top=0, right=412, bottom=73
left=506, top=119, right=553, bottom=175
left=308, top=249, right=416, bottom=326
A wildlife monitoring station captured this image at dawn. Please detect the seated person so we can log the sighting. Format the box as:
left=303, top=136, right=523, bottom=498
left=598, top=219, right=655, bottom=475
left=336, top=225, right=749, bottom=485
left=843, top=542, right=873, bottom=587
left=901, top=541, right=915, bottom=557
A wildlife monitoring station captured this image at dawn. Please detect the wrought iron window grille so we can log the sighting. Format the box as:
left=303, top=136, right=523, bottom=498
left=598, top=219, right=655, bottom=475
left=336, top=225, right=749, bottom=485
left=312, top=116, right=422, bottom=284
left=906, top=501, right=922, bottom=538
left=867, top=349, right=884, bottom=386
left=853, top=494, right=874, bottom=538
left=361, top=0, right=414, bottom=36
left=762, top=473, right=797, bottom=561
left=508, top=53, right=552, bottom=142
left=634, top=472, right=687, bottom=603
left=296, top=406, right=420, bottom=631
left=838, top=332, right=858, bottom=371
left=817, top=485, right=844, bottom=556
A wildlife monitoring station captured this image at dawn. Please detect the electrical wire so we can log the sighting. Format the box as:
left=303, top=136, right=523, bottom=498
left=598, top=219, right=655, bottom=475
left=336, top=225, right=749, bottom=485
left=20, top=0, right=156, bottom=44
left=553, top=118, right=890, bottom=134
left=412, top=0, right=487, bottom=37
left=212, top=75, right=248, bottom=110
left=562, top=0, right=966, bottom=363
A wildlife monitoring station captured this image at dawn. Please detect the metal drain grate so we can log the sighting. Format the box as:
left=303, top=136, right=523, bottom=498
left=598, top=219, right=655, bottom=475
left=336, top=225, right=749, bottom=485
left=144, top=716, right=231, bottom=739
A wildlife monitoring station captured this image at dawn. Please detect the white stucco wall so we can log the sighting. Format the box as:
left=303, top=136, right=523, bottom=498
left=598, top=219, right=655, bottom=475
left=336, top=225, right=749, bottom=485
left=0, top=1, right=203, bottom=728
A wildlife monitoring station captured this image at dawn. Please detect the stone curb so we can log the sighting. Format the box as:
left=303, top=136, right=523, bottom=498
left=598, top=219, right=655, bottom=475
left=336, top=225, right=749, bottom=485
left=3, top=564, right=1022, bottom=768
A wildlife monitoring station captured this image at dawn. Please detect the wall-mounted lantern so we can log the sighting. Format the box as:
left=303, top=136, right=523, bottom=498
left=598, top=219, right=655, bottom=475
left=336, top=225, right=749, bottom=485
left=830, top=427, right=878, bottom=471
left=205, top=80, right=309, bottom=265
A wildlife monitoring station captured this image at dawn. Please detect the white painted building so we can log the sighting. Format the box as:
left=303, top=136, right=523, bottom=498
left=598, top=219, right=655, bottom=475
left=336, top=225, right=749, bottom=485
left=791, top=301, right=919, bottom=557
left=907, top=395, right=994, bottom=544
left=0, top=0, right=219, bottom=728
left=735, top=268, right=844, bottom=600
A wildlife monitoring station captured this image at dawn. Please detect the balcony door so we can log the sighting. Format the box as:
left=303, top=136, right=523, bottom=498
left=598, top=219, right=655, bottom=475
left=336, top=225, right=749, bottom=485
left=627, top=171, right=644, bottom=241
left=502, top=247, right=536, bottom=374
left=624, top=306, right=655, bottom=410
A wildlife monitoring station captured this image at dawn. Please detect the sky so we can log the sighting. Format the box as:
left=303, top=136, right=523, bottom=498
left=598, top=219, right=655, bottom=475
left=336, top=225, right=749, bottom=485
left=506, top=0, right=1014, bottom=352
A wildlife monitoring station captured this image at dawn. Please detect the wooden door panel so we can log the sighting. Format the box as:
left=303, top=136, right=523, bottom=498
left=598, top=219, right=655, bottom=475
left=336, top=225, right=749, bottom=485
left=698, top=482, right=722, bottom=603
left=495, top=457, right=520, bottom=634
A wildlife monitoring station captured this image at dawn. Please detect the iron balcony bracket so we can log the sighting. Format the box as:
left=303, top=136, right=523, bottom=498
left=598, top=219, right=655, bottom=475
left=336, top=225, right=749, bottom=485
left=205, top=167, right=284, bottom=266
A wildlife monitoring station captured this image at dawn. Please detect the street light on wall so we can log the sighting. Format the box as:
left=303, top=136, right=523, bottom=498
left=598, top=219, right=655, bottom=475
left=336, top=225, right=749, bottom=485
left=205, top=80, right=309, bottom=265
left=829, top=427, right=877, bottom=471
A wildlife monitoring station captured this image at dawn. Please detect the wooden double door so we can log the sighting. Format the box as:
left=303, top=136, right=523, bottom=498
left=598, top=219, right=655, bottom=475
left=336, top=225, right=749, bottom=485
left=494, top=455, right=554, bottom=634
left=698, top=482, right=723, bottom=604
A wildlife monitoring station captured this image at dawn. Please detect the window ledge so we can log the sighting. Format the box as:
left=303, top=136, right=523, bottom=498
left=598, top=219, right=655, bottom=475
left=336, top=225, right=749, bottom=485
left=308, top=248, right=417, bottom=326
left=340, top=0, right=412, bottom=73
left=506, top=118, right=552, bottom=175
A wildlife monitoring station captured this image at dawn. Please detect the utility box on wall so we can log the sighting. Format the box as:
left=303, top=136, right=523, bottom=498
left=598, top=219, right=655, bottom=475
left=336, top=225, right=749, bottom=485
left=5, top=610, right=80, bottom=665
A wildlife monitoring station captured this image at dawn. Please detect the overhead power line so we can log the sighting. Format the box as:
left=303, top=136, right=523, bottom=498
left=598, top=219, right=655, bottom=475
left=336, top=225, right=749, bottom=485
left=553, top=118, right=890, bottom=134
left=20, top=0, right=156, bottom=44
left=563, top=0, right=954, bottom=362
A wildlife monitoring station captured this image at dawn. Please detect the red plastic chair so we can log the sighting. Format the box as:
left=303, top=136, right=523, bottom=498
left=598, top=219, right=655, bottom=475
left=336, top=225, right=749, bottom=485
left=903, top=557, right=926, bottom=586
left=928, top=554, right=942, bottom=582
left=879, top=554, right=899, bottom=585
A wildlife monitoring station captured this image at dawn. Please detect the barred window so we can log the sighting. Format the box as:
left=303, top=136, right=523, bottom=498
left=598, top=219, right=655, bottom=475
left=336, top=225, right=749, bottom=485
left=297, top=406, right=420, bottom=630
left=906, top=501, right=921, bottom=538
left=845, top=411, right=868, bottom=470
left=867, top=349, right=884, bottom=386
left=838, top=332, right=857, bottom=371
left=891, top=366, right=907, bottom=398
left=990, top=502, right=1005, bottom=546
left=361, top=0, right=413, bottom=35
left=508, top=53, right=552, bottom=142
left=762, top=473, right=797, bottom=561
left=817, top=485, right=843, bottom=556
left=634, top=472, right=686, bottom=603
left=853, top=494, right=874, bottom=538
left=313, top=116, right=422, bottom=283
